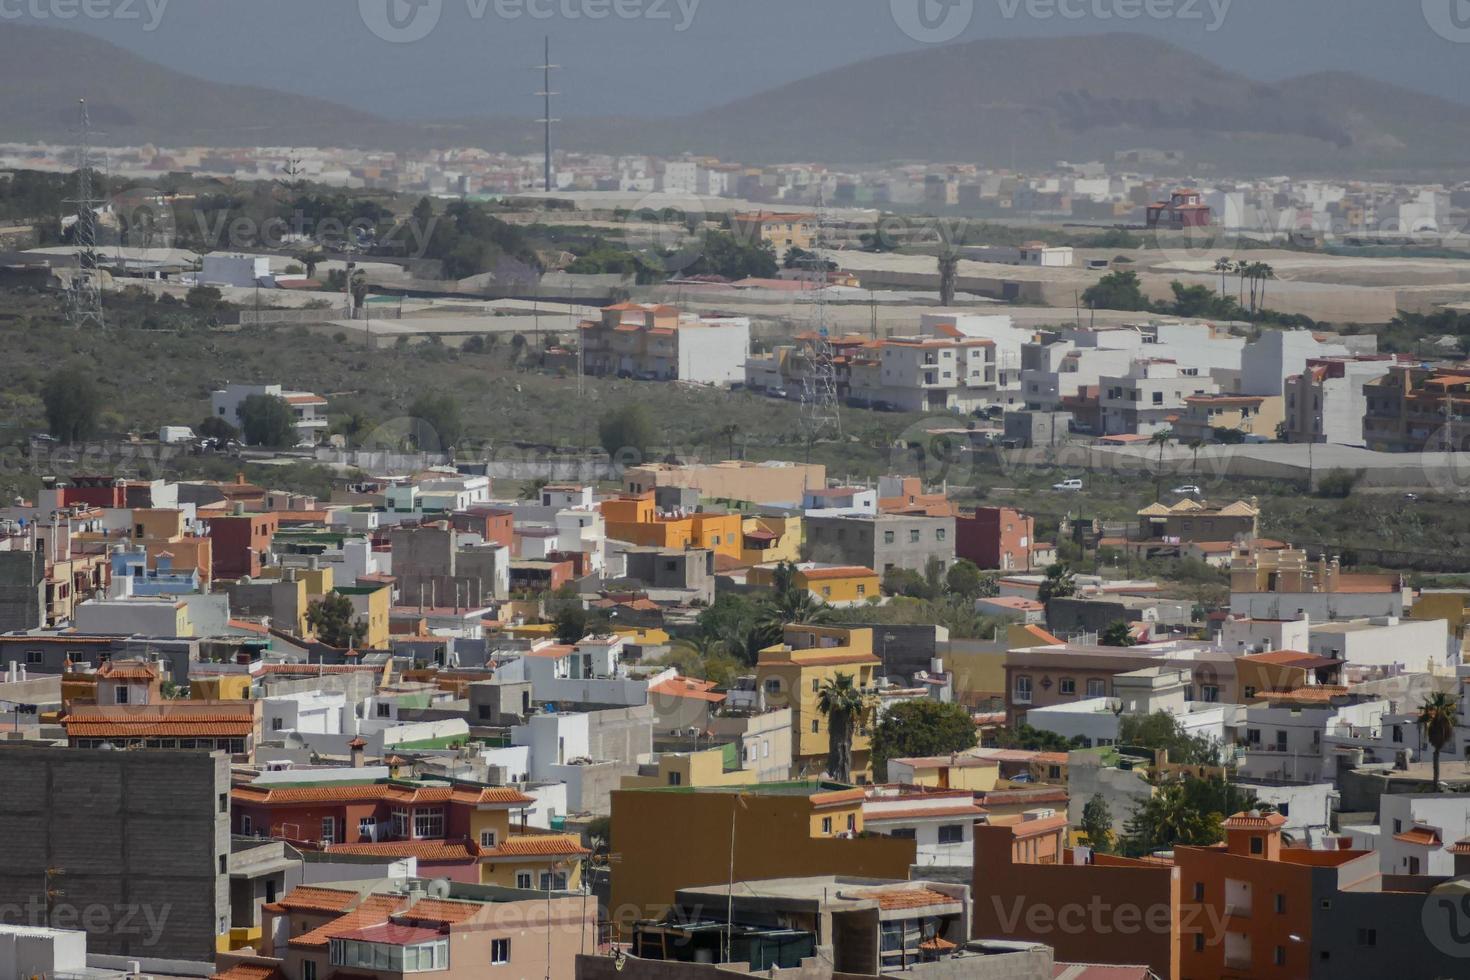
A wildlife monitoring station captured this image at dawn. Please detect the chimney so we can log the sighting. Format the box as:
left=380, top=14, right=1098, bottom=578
left=236, top=472, right=246, bottom=486
left=234, top=502, right=245, bottom=516
left=348, top=736, right=367, bottom=768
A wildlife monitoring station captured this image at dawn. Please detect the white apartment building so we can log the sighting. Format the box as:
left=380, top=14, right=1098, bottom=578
left=210, top=383, right=329, bottom=444
left=1240, top=330, right=1351, bottom=398
left=417, top=476, right=492, bottom=512
left=1024, top=667, right=1233, bottom=748
left=1240, top=696, right=1388, bottom=784
left=1020, top=340, right=1138, bottom=412
left=863, top=788, right=987, bottom=867
left=1365, top=795, right=1470, bottom=877
left=848, top=335, right=1004, bottom=413
left=1283, top=357, right=1395, bottom=445
left=1218, top=615, right=1312, bottom=655
left=581, top=304, right=751, bottom=387
left=262, top=691, right=347, bottom=736
left=1308, top=617, right=1453, bottom=673
left=1100, top=359, right=1220, bottom=436
left=802, top=486, right=878, bottom=517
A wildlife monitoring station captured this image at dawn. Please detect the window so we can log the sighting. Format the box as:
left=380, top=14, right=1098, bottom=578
left=846, top=814, right=856, bottom=832
left=1274, top=947, right=1286, bottom=966
left=1250, top=836, right=1263, bottom=855
left=1086, top=678, right=1106, bottom=697
left=811, top=720, right=820, bottom=734
left=1193, top=882, right=1204, bottom=900
left=321, top=817, right=336, bottom=843
left=812, top=678, right=820, bottom=693
left=821, top=817, right=833, bottom=834
left=480, top=830, right=498, bottom=848
left=822, top=586, right=832, bottom=597
left=359, top=817, right=376, bottom=840
left=1357, top=928, right=1376, bottom=947
left=1014, top=675, right=1033, bottom=703
left=1275, top=894, right=1285, bottom=914
left=1201, top=685, right=1219, bottom=703
left=271, top=717, right=284, bottom=731
left=115, top=686, right=129, bottom=705
left=25, top=650, right=41, bottom=665
left=516, top=871, right=533, bottom=889
left=1059, top=678, right=1076, bottom=696
left=857, top=584, right=866, bottom=596
left=884, top=530, right=895, bottom=544
left=936, top=528, right=946, bottom=541
left=491, top=939, right=510, bottom=965
left=909, top=530, right=920, bottom=544
left=413, top=808, right=444, bottom=839
left=392, top=807, right=410, bottom=838
left=668, top=771, right=682, bottom=786
left=218, top=792, right=228, bottom=814
left=302, top=961, right=317, bottom=980
left=241, top=814, right=252, bottom=835
left=890, top=828, right=916, bottom=840
left=1393, top=819, right=1403, bottom=834
left=376, top=702, right=391, bottom=718
left=218, top=853, right=227, bottom=874
left=540, top=871, right=569, bottom=890
left=937, top=824, right=964, bottom=844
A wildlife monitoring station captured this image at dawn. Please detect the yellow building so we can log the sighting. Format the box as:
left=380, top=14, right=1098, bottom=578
left=731, top=211, right=816, bottom=251
left=601, top=493, right=743, bottom=559
left=886, top=755, right=1001, bottom=792
left=621, top=745, right=748, bottom=790
left=469, top=804, right=588, bottom=891
left=335, top=584, right=391, bottom=649
left=189, top=674, right=252, bottom=700
left=740, top=514, right=802, bottom=566
left=756, top=625, right=879, bottom=780
left=747, top=564, right=880, bottom=607
left=608, top=781, right=915, bottom=927
left=1412, top=591, right=1470, bottom=637
left=1172, top=394, right=1284, bottom=443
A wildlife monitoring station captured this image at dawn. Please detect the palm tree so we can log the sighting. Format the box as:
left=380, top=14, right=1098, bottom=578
left=1037, top=562, right=1077, bottom=603
left=755, top=564, right=834, bottom=644
left=1213, top=256, right=1233, bottom=298
left=816, top=672, right=870, bottom=784
left=1255, top=263, right=1276, bottom=312
left=937, top=251, right=959, bottom=307
left=1234, top=259, right=1249, bottom=308
left=720, top=423, right=741, bottom=461
left=1188, top=438, right=1206, bottom=477
left=1417, top=692, right=1460, bottom=791
left=1149, top=428, right=1174, bottom=500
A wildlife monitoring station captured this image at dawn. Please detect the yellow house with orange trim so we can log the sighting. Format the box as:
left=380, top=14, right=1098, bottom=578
left=739, top=514, right=802, bottom=566
left=756, top=625, right=879, bottom=780
left=601, top=492, right=742, bottom=559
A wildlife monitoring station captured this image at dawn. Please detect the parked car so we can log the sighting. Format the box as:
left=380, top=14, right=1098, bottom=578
left=1052, top=478, right=1084, bottom=491
left=1172, top=485, right=1203, bottom=496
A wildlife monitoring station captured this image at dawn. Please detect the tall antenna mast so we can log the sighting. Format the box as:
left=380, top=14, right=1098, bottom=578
left=535, top=37, right=560, bottom=192
left=65, top=99, right=105, bottom=329
left=800, top=188, right=842, bottom=443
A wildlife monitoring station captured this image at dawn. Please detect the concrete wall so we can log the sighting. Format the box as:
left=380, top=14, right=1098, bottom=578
left=0, top=550, right=44, bottom=632
left=0, top=746, right=230, bottom=960
left=588, top=704, right=655, bottom=765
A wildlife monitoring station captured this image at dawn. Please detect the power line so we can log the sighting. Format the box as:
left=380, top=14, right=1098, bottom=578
left=535, top=37, right=560, bottom=193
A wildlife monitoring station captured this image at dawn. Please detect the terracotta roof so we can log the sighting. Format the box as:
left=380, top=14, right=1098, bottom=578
left=95, top=660, right=160, bottom=680
left=227, top=619, right=270, bottom=634
left=484, top=834, right=590, bottom=859
left=233, top=782, right=533, bottom=807
left=851, top=887, right=959, bottom=911
left=66, top=711, right=255, bottom=737
left=1445, top=836, right=1470, bottom=855
left=918, top=936, right=957, bottom=951
left=799, top=566, right=878, bottom=581
left=325, top=840, right=482, bottom=862
left=1393, top=826, right=1443, bottom=846
left=648, top=676, right=726, bottom=704
left=289, top=895, right=405, bottom=949
left=1223, top=811, right=1287, bottom=830
left=332, top=922, right=445, bottom=946
left=269, top=886, right=360, bottom=914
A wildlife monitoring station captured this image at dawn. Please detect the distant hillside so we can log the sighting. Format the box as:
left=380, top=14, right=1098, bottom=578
left=3, top=26, right=1467, bottom=176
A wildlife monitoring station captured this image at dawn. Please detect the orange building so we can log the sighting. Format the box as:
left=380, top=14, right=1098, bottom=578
left=131, top=508, right=213, bottom=586
left=1175, top=811, right=1376, bottom=979
left=600, top=492, right=742, bottom=559
left=973, top=813, right=1179, bottom=979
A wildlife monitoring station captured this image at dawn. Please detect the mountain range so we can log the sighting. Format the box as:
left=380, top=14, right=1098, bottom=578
left=5, top=25, right=1467, bottom=176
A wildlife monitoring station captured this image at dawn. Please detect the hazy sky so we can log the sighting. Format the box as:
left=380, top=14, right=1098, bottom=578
left=39, top=0, right=1470, bottom=118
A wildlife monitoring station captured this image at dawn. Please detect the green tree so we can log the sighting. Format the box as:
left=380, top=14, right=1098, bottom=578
left=239, top=393, right=297, bottom=448
left=553, top=602, right=589, bottom=645
left=870, top=700, right=977, bottom=781
left=815, top=672, right=870, bottom=784
left=944, top=559, right=991, bottom=600
left=993, top=724, right=1085, bottom=753
left=186, top=284, right=223, bottom=312
left=41, top=366, right=102, bottom=443
left=1121, top=778, right=1268, bottom=857
left=306, top=592, right=367, bottom=649
left=1418, top=692, right=1460, bottom=791
left=598, top=403, right=656, bottom=462
left=1081, top=269, right=1151, bottom=312
left=1080, top=793, right=1115, bottom=853
left=696, top=593, right=763, bottom=664
left=408, top=393, right=462, bottom=451
left=197, top=415, right=239, bottom=441
left=883, top=567, right=939, bottom=600
left=755, top=561, right=834, bottom=644
left=1118, top=711, right=1220, bottom=765
left=1100, top=621, right=1137, bottom=648
left=1149, top=428, right=1174, bottom=500
left=1037, top=563, right=1077, bottom=604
